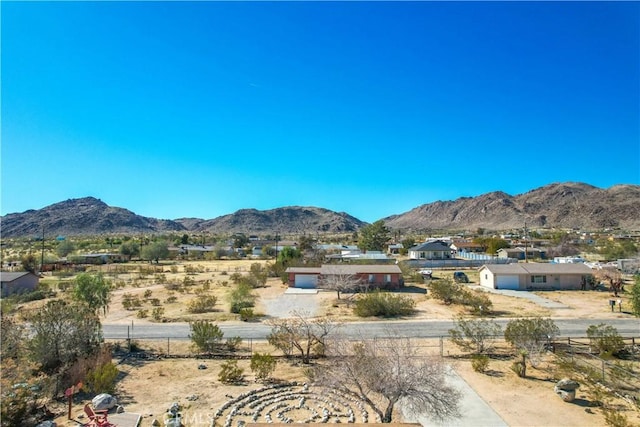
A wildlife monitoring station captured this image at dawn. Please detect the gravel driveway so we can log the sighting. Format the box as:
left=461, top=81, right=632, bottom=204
left=261, top=288, right=320, bottom=318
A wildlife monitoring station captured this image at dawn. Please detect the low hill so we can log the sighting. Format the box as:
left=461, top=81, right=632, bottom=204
left=190, top=207, right=366, bottom=234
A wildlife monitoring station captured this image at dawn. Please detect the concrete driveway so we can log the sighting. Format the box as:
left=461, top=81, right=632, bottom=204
left=261, top=287, right=320, bottom=318
left=400, top=367, right=507, bottom=427
left=470, top=285, right=570, bottom=309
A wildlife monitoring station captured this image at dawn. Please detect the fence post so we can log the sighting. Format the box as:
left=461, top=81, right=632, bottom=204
left=167, top=337, right=170, bottom=356
left=602, top=360, right=606, bottom=382
left=440, top=336, right=444, bottom=357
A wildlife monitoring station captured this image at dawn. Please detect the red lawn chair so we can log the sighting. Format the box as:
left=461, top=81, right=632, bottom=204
left=83, top=403, right=115, bottom=427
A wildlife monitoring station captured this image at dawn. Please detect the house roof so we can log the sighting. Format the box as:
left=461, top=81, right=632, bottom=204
left=498, top=247, right=544, bottom=254
left=409, top=240, right=451, bottom=252
left=320, top=264, right=402, bottom=275
left=285, top=265, right=402, bottom=275
left=285, top=267, right=322, bottom=274
left=480, top=263, right=592, bottom=275
left=0, top=272, right=38, bottom=283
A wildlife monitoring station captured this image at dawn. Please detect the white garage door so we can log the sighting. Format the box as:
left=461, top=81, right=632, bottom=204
left=294, top=274, right=318, bottom=289
left=496, top=275, right=520, bottom=290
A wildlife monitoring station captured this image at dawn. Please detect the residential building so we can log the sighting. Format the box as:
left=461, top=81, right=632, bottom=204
left=1, top=271, right=39, bottom=297
left=478, top=263, right=593, bottom=291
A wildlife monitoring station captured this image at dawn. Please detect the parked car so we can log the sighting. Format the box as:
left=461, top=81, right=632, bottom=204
left=418, top=269, right=432, bottom=280
left=453, top=271, right=469, bottom=283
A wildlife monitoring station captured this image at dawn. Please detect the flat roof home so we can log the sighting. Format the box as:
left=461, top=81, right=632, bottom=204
left=285, top=264, right=403, bottom=289
left=478, top=263, right=593, bottom=291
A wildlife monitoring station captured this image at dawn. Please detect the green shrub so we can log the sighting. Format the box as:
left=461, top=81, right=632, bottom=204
left=122, top=293, right=142, bottom=310
left=460, top=290, right=493, bottom=315
left=187, top=295, right=217, bottom=313
left=586, top=323, right=625, bottom=357
left=353, top=291, right=416, bottom=317
left=85, top=362, right=119, bottom=394
left=218, top=360, right=244, bottom=384
left=189, top=320, right=223, bottom=353
left=136, top=309, right=148, bottom=318
left=471, top=354, right=490, bottom=373
left=151, top=307, right=164, bottom=321
left=428, top=279, right=459, bottom=304
left=510, top=360, right=525, bottom=377
left=225, top=336, right=243, bottom=351
left=250, top=352, right=277, bottom=382
left=239, top=308, right=255, bottom=321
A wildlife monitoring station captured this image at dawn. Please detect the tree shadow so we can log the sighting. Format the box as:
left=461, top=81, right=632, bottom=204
left=398, top=285, right=427, bottom=294
left=569, top=398, right=594, bottom=408
left=484, top=369, right=504, bottom=378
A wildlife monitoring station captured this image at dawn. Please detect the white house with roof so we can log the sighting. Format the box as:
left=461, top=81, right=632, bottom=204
left=408, top=240, right=452, bottom=260
left=478, top=263, right=593, bottom=291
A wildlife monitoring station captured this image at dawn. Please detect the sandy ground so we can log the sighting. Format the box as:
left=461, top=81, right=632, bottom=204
left=44, top=261, right=638, bottom=426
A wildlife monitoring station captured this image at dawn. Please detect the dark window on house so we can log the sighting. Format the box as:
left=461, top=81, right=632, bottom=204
left=531, top=275, right=547, bottom=284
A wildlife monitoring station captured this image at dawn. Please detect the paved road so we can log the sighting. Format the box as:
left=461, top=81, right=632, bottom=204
left=103, top=318, right=640, bottom=340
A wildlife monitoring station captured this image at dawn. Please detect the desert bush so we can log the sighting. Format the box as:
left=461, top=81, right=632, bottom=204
left=225, top=336, right=243, bottom=351
left=586, top=323, right=625, bottom=357
left=122, top=293, right=142, bottom=310
left=504, top=317, right=559, bottom=368
left=353, top=291, right=416, bottom=317
left=250, top=352, right=277, bottom=382
left=0, top=359, right=45, bottom=426
left=449, top=316, right=501, bottom=354
left=149, top=298, right=161, bottom=306
left=151, top=307, right=164, bottom=321
left=471, top=354, right=490, bottom=373
left=510, top=360, right=525, bottom=377
left=228, top=282, right=257, bottom=314
left=459, top=290, right=493, bottom=315
left=187, top=294, right=217, bottom=313
left=428, top=278, right=459, bottom=304
left=189, top=320, right=224, bottom=353
left=165, top=295, right=178, bottom=303
left=164, top=281, right=180, bottom=291
left=218, top=360, right=244, bottom=384
left=603, top=408, right=631, bottom=427
left=143, top=289, right=153, bottom=299
left=136, top=309, right=148, bottom=319
left=239, top=308, right=256, bottom=321
left=85, top=362, right=119, bottom=394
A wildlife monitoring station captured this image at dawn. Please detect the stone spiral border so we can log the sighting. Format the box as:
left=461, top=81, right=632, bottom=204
left=211, top=382, right=381, bottom=427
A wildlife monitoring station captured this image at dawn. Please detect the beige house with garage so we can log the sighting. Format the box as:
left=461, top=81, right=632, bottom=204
left=478, top=263, right=593, bottom=291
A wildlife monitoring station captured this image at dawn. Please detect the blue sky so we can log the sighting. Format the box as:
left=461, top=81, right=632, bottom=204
left=2, top=1, right=639, bottom=223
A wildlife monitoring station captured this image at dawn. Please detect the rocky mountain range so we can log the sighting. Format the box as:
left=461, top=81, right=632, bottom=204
left=382, top=182, right=640, bottom=232
left=1, top=182, right=638, bottom=238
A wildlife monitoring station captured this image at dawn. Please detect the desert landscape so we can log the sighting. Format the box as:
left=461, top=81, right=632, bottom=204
left=33, top=259, right=638, bottom=427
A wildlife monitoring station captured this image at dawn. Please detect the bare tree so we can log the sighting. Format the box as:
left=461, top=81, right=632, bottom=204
left=316, top=335, right=461, bottom=423
left=267, top=310, right=341, bottom=363
left=319, top=267, right=363, bottom=300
